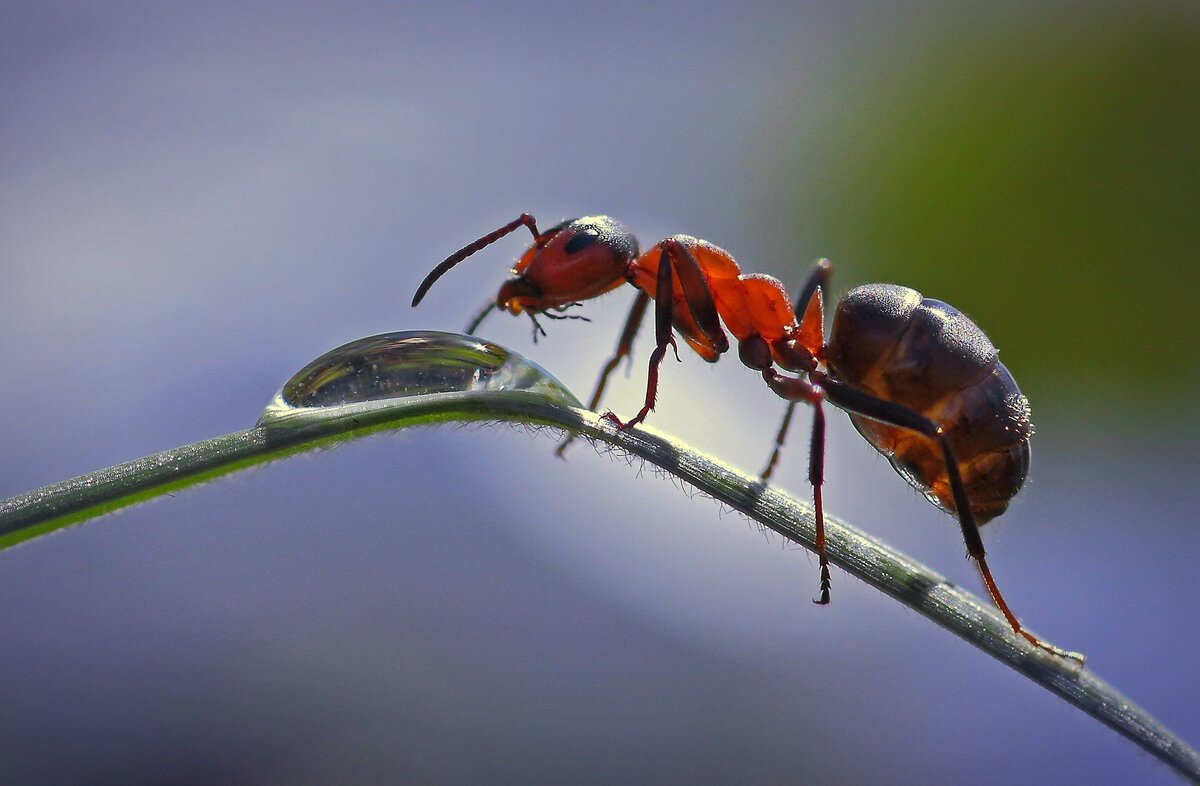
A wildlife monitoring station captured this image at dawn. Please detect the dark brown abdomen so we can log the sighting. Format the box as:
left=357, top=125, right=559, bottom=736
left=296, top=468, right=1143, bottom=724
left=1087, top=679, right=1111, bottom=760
left=826, top=284, right=1032, bottom=523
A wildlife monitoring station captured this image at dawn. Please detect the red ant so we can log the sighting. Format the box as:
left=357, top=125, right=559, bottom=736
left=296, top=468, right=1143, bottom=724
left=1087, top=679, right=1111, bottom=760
left=412, top=213, right=1081, bottom=662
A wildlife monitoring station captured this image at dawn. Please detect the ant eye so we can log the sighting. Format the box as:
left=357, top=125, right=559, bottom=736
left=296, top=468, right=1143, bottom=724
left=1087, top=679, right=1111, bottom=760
left=564, top=228, right=601, bottom=254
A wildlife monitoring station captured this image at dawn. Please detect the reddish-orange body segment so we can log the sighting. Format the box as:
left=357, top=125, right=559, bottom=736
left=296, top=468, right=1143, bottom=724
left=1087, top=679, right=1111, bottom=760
left=411, top=212, right=1080, bottom=662
left=629, top=235, right=798, bottom=362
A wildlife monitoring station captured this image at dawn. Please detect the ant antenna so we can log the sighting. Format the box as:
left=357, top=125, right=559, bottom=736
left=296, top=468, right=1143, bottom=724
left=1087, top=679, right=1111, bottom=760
left=411, top=214, right=541, bottom=307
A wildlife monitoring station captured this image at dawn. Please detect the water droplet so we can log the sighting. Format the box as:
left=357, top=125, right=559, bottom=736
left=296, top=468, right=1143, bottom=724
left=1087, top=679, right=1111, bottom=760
left=258, top=330, right=578, bottom=425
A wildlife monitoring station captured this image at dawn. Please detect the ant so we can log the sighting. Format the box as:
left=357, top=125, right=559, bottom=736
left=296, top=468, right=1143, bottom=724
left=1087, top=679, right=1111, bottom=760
left=412, top=213, right=1082, bottom=662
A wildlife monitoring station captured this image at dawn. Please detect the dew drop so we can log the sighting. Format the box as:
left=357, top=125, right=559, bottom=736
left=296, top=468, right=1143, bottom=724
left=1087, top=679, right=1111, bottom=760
left=258, top=331, right=579, bottom=426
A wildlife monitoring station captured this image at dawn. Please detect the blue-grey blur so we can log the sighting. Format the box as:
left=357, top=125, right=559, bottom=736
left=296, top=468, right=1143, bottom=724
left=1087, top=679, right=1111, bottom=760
left=1, top=2, right=1196, bottom=784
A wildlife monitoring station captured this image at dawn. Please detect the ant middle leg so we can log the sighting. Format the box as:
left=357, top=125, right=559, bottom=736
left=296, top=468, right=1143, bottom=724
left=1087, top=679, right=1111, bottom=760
left=761, top=368, right=832, bottom=605
left=760, top=259, right=832, bottom=480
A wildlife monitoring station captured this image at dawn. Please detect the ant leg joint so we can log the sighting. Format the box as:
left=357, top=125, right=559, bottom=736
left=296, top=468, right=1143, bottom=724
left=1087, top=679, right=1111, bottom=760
left=738, top=335, right=773, bottom=370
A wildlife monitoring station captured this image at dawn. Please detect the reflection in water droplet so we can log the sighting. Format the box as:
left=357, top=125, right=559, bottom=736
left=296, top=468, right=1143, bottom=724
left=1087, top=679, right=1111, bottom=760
left=258, top=331, right=579, bottom=425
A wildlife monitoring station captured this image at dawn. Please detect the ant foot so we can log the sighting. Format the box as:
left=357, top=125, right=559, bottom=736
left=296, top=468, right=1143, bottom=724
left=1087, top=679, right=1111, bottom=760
left=1022, top=630, right=1087, bottom=664
left=600, top=411, right=626, bottom=428
left=601, top=410, right=648, bottom=431
left=813, top=566, right=832, bottom=605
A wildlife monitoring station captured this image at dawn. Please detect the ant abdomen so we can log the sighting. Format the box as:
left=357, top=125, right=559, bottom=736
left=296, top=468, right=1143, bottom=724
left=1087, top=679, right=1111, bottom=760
left=827, top=284, right=1032, bottom=522
left=828, top=285, right=998, bottom=409
left=939, top=365, right=1032, bottom=521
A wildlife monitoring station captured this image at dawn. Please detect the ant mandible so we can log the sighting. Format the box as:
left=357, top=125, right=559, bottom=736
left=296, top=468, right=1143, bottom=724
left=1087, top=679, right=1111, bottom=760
left=411, top=213, right=1081, bottom=662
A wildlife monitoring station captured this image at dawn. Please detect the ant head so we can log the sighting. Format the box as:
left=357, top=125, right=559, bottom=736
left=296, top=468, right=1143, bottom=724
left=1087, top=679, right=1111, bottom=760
left=497, top=216, right=638, bottom=315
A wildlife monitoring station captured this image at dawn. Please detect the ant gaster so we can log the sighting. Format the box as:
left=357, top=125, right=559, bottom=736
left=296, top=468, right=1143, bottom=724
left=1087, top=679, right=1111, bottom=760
left=412, top=213, right=1081, bottom=662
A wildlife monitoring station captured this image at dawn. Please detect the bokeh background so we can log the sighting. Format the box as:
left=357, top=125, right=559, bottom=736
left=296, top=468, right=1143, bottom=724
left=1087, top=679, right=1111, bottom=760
left=2, top=2, right=1197, bottom=784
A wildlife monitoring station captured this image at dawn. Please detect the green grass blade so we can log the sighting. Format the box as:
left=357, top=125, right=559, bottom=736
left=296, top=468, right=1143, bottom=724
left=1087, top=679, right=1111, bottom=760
left=1, top=385, right=1196, bottom=782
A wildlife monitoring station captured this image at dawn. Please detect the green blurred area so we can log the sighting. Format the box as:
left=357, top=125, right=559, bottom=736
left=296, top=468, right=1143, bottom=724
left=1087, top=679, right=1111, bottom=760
left=786, top=6, right=1199, bottom=416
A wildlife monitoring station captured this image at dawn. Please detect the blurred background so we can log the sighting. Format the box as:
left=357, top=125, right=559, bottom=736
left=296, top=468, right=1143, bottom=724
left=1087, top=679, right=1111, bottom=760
left=2, top=2, right=1197, bottom=784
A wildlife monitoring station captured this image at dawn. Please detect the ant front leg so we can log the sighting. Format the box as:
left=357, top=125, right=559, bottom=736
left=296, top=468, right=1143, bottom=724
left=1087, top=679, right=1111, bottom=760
left=761, top=259, right=832, bottom=481
left=602, top=239, right=727, bottom=430
left=464, top=298, right=498, bottom=335
left=761, top=368, right=832, bottom=605
left=816, top=374, right=1085, bottom=662
left=602, top=250, right=679, bottom=430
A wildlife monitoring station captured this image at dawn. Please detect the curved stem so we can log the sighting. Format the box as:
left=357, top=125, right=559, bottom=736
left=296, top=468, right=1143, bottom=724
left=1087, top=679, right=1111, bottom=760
left=0, top=390, right=1196, bottom=782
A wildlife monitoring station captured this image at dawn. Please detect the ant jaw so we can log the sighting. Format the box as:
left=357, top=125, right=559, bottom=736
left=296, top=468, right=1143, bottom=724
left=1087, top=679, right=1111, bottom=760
left=497, top=276, right=543, bottom=316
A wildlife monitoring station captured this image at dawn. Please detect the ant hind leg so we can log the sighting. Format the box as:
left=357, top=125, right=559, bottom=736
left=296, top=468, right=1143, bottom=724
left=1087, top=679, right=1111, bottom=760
left=818, top=374, right=1084, bottom=662
left=760, top=402, right=797, bottom=482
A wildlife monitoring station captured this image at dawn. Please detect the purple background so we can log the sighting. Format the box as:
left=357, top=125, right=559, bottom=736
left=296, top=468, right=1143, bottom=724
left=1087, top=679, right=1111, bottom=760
left=2, top=2, right=1197, bottom=784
